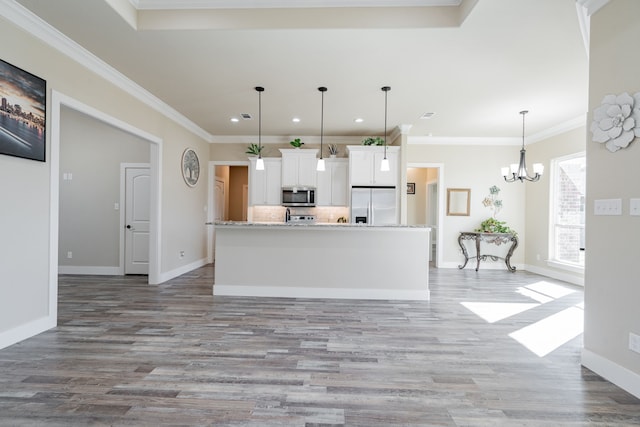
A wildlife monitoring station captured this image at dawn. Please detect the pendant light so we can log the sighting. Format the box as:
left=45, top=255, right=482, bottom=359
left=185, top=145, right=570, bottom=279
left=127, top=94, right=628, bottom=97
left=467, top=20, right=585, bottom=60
left=380, top=86, right=391, bottom=172
left=255, top=86, right=265, bottom=171
left=316, top=86, right=327, bottom=172
left=501, top=110, right=544, bottom=182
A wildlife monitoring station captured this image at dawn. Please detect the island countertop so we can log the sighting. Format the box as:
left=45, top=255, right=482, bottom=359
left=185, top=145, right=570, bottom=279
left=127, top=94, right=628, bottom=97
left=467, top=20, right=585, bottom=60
left=214, top=221, right=430, bottom=230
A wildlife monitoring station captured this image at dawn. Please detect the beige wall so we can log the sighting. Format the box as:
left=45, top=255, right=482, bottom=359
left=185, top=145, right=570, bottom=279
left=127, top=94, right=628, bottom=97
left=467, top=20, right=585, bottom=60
left=524, top=126, right=586, bottom=282
left=407, top=168, right=429, bottom=225
left=583, top=0, right=640, bottom=390
left=407, top=143, right=526, bottom=268
left=59, top=107, right=150, bottom=268
left=0, top=9, right=209, bottom=343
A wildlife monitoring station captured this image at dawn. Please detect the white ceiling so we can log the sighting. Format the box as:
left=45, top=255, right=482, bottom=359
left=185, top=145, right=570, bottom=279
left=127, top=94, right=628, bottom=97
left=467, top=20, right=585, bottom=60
left=16, top=0, right=589, bottom=143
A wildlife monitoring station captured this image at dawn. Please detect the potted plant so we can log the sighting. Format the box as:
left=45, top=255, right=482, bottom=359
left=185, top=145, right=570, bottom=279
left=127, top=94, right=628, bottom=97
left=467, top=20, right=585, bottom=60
left=245, top=143, right=263, bottom=156
left=362, top=136, right=385, bottom=146
left=327, top=144, right=338, bottom=158
left=290, top=138, right=304, bottom=148
left=475, top=218, right=516, bottom=234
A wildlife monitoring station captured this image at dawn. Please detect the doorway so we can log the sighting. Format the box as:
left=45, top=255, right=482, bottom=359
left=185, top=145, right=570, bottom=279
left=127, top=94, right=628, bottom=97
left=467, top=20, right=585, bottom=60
left=123, top=165, right=150, bottom=275
left=406, top=163, right=444, bottom=267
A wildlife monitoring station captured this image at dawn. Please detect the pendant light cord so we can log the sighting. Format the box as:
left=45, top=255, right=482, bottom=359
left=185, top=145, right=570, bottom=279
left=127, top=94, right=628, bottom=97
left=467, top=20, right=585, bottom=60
left=255, top=86, right=264, bottom=159
left=382, top=86, right=390, bottom=159
left=319, top=87, right=327, bottom=159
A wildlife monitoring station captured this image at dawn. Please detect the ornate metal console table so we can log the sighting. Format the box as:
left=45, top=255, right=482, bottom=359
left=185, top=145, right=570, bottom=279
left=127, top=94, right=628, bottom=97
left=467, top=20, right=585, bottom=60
left=458, top=232, right=518, bottom=272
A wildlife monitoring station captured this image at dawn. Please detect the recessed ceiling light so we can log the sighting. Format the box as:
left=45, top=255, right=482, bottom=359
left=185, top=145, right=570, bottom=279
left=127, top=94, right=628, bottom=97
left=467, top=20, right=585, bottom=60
left=230, top=117, right=239, bottom=122
left=420, top=112, right=436, bottom=119
left=292, top=117, right=301, bottom=123
left=354, top=118, right=364, bottom=123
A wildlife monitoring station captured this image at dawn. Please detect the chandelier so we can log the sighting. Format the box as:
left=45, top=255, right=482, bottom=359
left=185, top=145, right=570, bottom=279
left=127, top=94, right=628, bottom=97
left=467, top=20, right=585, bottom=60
left=501, top=110, right=543, bottom=182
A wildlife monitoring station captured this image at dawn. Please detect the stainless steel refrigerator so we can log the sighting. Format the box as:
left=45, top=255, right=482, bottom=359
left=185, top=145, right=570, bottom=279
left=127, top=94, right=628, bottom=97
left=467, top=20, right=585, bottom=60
left=351, top=186, right=398, bottom=225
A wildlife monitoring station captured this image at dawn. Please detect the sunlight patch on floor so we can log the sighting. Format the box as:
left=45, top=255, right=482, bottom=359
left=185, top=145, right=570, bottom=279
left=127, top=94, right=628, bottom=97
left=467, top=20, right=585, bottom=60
left=525, top=281, right=576, bottom=299
left=509, top=305, right=584, bottom=357
left=461, top=302, right=539, bottom=323
left=516, top=287, right=554, bottom=303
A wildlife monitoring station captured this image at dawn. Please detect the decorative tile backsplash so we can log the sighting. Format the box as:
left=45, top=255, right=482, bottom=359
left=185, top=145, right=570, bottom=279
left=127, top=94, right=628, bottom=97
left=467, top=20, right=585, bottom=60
left=251, top=206, right=349, bottom=223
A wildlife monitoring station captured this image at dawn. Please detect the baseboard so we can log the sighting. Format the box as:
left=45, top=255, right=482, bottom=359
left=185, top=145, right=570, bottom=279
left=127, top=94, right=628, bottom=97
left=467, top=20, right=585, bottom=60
left=0, top=315, right=56, bottom=351
left=58, top=265, right=122, bottom=275
left=524, top=264, right=584, bottom=286
left=157, top=258, right=208, bottom=284
left=439, top=261, right=522, bottom=271
left=582, top=348, right=640, bottom=399
left=213, top=284, right=430, bottom=301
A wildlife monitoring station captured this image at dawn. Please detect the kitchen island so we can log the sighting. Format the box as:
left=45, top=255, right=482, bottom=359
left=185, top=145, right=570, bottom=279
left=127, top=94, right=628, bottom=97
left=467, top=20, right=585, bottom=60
left=214, top=222, right=431, bottom=301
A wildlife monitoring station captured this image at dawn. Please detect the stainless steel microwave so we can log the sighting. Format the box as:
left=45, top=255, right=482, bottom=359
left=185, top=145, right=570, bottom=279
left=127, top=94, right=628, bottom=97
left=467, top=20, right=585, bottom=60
left=282, top=187, right=315, bottom=207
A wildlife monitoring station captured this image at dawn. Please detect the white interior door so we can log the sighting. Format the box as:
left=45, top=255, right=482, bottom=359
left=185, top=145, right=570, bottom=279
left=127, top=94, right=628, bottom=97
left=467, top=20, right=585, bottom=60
left=427, top=181, right=438, bottom=262
left=125, top=167, right=150, bottom=274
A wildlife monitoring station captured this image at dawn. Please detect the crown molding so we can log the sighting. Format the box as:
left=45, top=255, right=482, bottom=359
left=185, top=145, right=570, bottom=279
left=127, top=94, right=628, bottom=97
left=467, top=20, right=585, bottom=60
left=576, top=0, right=610, bottom=16
left=131, top=0, right=462, bottom=10
left=1, top=0, right=213, bottom=142
left=408, top=115, right=586, bottom=146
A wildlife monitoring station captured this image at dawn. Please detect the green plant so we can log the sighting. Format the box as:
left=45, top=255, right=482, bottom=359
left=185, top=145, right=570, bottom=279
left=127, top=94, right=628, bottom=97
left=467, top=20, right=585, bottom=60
left=245, top=143, right=263, bottom=155
left=476, top=217, right=516, bottom=235
left=362, top=137, right=385, bottom=146
left=289, top=138, right=304, bottom=148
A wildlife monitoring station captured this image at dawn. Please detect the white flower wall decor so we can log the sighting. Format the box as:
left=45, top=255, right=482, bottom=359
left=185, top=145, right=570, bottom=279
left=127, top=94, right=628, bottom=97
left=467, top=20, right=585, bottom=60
left=590, top=92, right=640, bottom=152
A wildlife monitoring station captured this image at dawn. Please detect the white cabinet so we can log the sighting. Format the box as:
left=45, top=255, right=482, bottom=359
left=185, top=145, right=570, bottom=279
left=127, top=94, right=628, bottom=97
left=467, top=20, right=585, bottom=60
left=347, top=145, right=400, bottom=187
left=248, top=157, right=281, bottom=206
left=316, top=159, right=349, bottom=206
left=280, top=149, right=318, bottom=188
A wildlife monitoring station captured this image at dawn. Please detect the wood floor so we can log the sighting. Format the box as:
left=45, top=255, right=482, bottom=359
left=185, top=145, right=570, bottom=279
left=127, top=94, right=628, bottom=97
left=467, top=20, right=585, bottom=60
left=1, top=266, right=639, bottom=426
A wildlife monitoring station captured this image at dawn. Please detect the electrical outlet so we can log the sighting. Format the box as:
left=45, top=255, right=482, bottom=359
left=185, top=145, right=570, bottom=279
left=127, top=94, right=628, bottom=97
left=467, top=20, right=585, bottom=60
left=67, top=251, right=72, bottom=259
left=179, top=251, right=185, bottom=259
left=629, top=333, right=640, bottom=354
left=630, top=199, right=640, bottom=216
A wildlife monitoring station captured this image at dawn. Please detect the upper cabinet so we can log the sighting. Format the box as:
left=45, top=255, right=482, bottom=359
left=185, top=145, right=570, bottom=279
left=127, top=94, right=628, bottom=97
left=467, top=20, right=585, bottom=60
left=347, top=145, right=400, bottom=187
left=316, top=158, right=348, bottom=206
left=280, top=149, right=318, bottom=188
left=248, top=157, right=282, bottom=206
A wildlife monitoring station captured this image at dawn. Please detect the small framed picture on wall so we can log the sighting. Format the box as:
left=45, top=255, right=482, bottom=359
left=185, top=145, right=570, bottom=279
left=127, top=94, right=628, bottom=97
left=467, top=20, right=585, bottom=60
left=407, top=182, right=415, bottom=195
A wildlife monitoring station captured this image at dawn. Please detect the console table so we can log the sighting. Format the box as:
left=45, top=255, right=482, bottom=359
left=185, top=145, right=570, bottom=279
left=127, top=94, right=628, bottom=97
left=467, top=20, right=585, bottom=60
left=458, top=232, right=518, bottom=272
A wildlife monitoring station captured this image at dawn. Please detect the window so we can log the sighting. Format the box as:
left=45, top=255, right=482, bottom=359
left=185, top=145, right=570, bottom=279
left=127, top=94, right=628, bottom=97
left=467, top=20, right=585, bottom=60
left=549, top=152, right=586, bottom=268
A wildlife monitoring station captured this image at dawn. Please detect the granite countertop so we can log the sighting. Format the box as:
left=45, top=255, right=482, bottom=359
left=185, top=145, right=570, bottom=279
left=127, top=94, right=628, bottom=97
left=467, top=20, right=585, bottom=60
left=214, top=221, right=430, bottom=229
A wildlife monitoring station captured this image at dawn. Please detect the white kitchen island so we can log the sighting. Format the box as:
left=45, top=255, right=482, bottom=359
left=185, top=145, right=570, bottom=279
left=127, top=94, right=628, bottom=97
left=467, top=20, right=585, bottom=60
left=214, top=222, right=431, bottom=301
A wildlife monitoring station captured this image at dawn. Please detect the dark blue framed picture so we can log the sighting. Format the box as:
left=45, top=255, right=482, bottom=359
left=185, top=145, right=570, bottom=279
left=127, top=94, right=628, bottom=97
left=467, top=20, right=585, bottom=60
left=0, top=59, right=46, bottom=162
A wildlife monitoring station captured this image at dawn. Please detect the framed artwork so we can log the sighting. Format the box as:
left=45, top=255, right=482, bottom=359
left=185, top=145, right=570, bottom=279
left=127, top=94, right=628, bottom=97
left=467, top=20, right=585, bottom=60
left=182, top=148, right=200, bottom=187
left=0, top=59, right=46, bottom=162
left=407, top=182, right=415, bottom=195
left=447, top=188, right=471, bottom=216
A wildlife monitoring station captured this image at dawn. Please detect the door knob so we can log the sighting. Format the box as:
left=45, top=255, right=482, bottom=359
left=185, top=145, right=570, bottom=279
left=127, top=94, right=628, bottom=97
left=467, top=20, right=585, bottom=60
left=126, top=225, right=132, bottom=229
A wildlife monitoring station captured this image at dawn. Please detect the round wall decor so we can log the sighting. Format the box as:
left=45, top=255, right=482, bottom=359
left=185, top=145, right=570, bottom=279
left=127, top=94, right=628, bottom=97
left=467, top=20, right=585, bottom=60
left=181, top=148, right=200, bottom=187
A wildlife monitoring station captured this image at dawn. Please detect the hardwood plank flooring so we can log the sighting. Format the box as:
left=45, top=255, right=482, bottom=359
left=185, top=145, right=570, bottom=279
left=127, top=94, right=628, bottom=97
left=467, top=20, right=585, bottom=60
left=0, top=266, right=639, bottom=426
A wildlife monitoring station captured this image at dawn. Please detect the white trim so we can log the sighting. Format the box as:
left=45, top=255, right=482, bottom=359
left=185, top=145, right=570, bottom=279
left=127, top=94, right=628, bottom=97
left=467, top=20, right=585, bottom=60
left=51, top=91, right=163, bottom=286
left=408, top=116, right=586, bottom=146
left=58, top=266, right=122, bottom=275
left=576, top=0, right=610, bottom=16
left=582, top=348, right=640, bottom=399
left=545, top=259, right=585, bottom=275
left=0, top=316, right=56, bottom=351
left=157, top=257, right=209, bottom=283
left=2, top=0, right=211, bottom=143
left=132, top=0, right=462, bottom=10
left=213, top=285, right=430, bottom=301
left=440, top=261, right=524, bottom=271
left=407, top=162, right=444, bottom=268
left=524, top=264, right=584, bottom=287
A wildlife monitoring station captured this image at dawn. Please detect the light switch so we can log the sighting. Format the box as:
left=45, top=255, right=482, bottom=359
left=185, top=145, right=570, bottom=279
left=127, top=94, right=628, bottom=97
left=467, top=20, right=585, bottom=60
left=114, top=203, right=119, bottom=210
left=630, top=199, right=640, bottom=216
left=594, top=199, right=622, bottom=216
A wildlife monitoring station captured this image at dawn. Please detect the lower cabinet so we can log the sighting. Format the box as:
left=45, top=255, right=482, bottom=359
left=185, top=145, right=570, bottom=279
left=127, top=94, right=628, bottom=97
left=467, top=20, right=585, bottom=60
left=249, top=157, right=281, bottom=206
left=316, top=158, right=348, bottom=206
